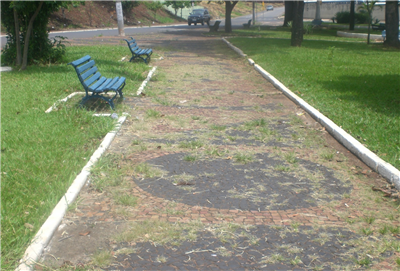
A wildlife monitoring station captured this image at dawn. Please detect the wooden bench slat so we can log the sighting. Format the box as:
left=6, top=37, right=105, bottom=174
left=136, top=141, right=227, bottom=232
left=80, top=66, right=98, bottom=81
left=76, top=60, right=95, bottom=74
left=95, top=78, right=113, bottom=92
left=84, top=71, right=101, bottom=87
left=108, top=77, right=126, bottom=91
left=88, top=76, right=107, bottom=92
left=69, top=55, right=91, bottom=67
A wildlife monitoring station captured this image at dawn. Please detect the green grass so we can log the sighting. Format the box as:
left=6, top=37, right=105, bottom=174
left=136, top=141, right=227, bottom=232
left=228, top=34, right=400, bottom=169
left=1, top=45, right=149, bottom=270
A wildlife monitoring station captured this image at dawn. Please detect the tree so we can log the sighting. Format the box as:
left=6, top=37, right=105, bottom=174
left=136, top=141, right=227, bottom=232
left=291, top=0, right=304, bottom=47
left=358, top=0, right=380, bottom=44
left=283, top=1, right=294, bottom=27
left=384, top=0, right=400, bottom=48
left=164, top=1, right=187, bottom=16
left=349, top=0, right=355, bottom=30
left=1, top=1, right=68, bottom=70
left=224, top=1, right=238, bottom=33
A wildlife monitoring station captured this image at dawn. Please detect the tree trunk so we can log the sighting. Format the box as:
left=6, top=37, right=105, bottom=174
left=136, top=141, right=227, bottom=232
left=225, top=1, right=238, bottom=33
left=21, top=1, right=43, bottom=70
left=349, top=0, right=355, bottom=30
left=116, top=1, right=125, bottom=36
left=291, top=1, right=304, bottom=47
left=384, top=0, right=400, bottom=48
left=283, top=1, right=294, bottom=27
left=14, top=6, right=22, bottom=66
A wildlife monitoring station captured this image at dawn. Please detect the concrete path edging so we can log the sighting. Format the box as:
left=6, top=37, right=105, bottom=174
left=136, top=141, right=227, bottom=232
left=337, top=31, right=384, bottom=41
left=17, top=64, right=158, bottom=271
left=222, top=38, right=400, bottom=190
left=16, top=114, right=128, bottom=271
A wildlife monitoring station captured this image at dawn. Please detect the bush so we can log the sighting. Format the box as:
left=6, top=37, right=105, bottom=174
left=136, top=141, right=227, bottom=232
left=336, top=11, right=350, bottom=24
left=355, top=10, right=370, bottom=24
left=335, top=10, right=370, bottom=24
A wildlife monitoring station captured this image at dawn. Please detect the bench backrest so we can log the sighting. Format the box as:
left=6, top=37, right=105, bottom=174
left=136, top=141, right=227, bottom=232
left=124, top=37, right=140, bottom=53
left=68, top=55, right=103, bottom=92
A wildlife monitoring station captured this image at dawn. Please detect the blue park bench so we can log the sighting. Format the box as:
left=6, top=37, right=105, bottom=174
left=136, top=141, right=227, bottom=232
left=243, top=19, right=252, bottom=29
left=68, top=55, right=126, bottom=110
left=209, top=20, right=222, bottom=32
left=123, top=37, right=153, bottom=64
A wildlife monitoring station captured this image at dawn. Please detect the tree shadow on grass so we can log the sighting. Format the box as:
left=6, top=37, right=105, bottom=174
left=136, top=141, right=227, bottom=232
left=319, top=73, right=400, bottom=118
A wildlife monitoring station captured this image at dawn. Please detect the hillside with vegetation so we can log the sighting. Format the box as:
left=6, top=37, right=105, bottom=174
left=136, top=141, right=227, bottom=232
left=46, top=1, right=255, bottom=32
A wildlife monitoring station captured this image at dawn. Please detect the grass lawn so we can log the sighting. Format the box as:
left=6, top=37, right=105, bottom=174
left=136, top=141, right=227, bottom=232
left=226, top=26, right=399, bottom=170
left=1, top=45, right=149, bottom=270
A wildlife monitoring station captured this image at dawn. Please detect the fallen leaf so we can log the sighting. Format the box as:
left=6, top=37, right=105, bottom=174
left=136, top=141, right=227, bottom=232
left=24, top=223, right=34, bottom=229
left=226, top=156, right=232, bottom=160
left=95, top=202, right=101, bottom=205
left=79, top=231, right=90, bottom=236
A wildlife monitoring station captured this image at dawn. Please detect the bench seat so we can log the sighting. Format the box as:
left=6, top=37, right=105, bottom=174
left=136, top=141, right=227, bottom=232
left=124, top=37, right=153, bottom=64
left=68, top=55, right=125, bottom=110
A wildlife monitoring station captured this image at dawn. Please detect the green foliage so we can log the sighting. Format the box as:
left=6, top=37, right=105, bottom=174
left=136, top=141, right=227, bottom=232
left=1, top=1, right=68, bottom=66
left=335, top=11, right=369, bottom=24
left=143, top=1, right=164, bottom=12
left=121, top=1, right=140, bottom=12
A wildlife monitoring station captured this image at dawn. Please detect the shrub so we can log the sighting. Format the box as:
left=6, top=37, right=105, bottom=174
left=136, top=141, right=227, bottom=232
left=335, top=10, right=370, bottom=24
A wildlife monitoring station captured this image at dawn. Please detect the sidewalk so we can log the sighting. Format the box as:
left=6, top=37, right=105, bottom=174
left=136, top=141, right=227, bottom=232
left=39, top=29, right=400, bottom=270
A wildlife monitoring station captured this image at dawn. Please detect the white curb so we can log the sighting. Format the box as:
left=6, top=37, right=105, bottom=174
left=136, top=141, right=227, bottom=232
left=17, top=59, right=158, bottom=270
left=223, top=38, right=400, bottom=190
left=137, top=66, right=157, bottom=96
left=16, top=114, right=127, bottom=271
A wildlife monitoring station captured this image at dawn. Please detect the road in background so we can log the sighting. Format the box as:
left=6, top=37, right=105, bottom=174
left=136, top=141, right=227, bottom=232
left=0, top=7, right=284, bottom=48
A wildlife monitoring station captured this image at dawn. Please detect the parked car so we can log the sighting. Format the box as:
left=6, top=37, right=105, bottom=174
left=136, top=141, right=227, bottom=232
left=188, top=9, right=211, bottom=26
left=266, top=5, right=274, bottom=11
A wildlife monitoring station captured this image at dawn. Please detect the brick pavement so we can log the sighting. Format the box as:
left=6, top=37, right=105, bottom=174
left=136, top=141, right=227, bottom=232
left=40, top=29, right=400, bottom=271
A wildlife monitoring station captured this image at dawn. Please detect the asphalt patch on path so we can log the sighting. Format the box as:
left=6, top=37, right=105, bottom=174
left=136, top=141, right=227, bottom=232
left=106, top=224, right=381, bottom=271
left=135, top=152, right=352, bottom=211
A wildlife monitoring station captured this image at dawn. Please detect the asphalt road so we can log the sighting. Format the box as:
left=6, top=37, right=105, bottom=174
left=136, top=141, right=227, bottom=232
left=0, top=8, right=284, bottom=48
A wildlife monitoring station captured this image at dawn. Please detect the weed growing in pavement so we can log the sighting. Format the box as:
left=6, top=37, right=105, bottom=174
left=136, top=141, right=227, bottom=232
left=360, top=227, right=374, bottom=236
left=145, top=109, right=161, bottom=118
left=183, top=155, right=198, bottom=162
left=114, top=220, right=203, bottom=246
left=210, top=124, right=227, bottom=131
left=233, top=152, right=254, bottom=164
left=92, top=250, right=113, bottom=268
left=153, top=97, right=172, bottom=106
left=134, top=163, right=165, bottom=178
left=284, top=151, right=298, bottom=164
left=158, top=201, right=185, bottom=216
left=155, top=255, right=168, bottom=263
left=363, top=216, right=376, bottom=225
left=260, top=253, right=287, bottom=264
left=115, top=247, right=140, bottom=256
left=274, top=164, right=291, bottom=172
left=113, top=193, right=138, bottom=207
left=90, top=154, right=125, bottom=192
left=178, top=140, right=204, bottom=149
left=290, top=256, right=303, bottom=265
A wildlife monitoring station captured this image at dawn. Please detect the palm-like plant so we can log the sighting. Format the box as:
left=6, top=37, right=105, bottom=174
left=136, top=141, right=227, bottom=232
left=358, top=0, right=381, bottom=44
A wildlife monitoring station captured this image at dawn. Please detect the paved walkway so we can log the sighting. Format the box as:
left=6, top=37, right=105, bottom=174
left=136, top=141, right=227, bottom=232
left=40, top=29, right=400, bottom=270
